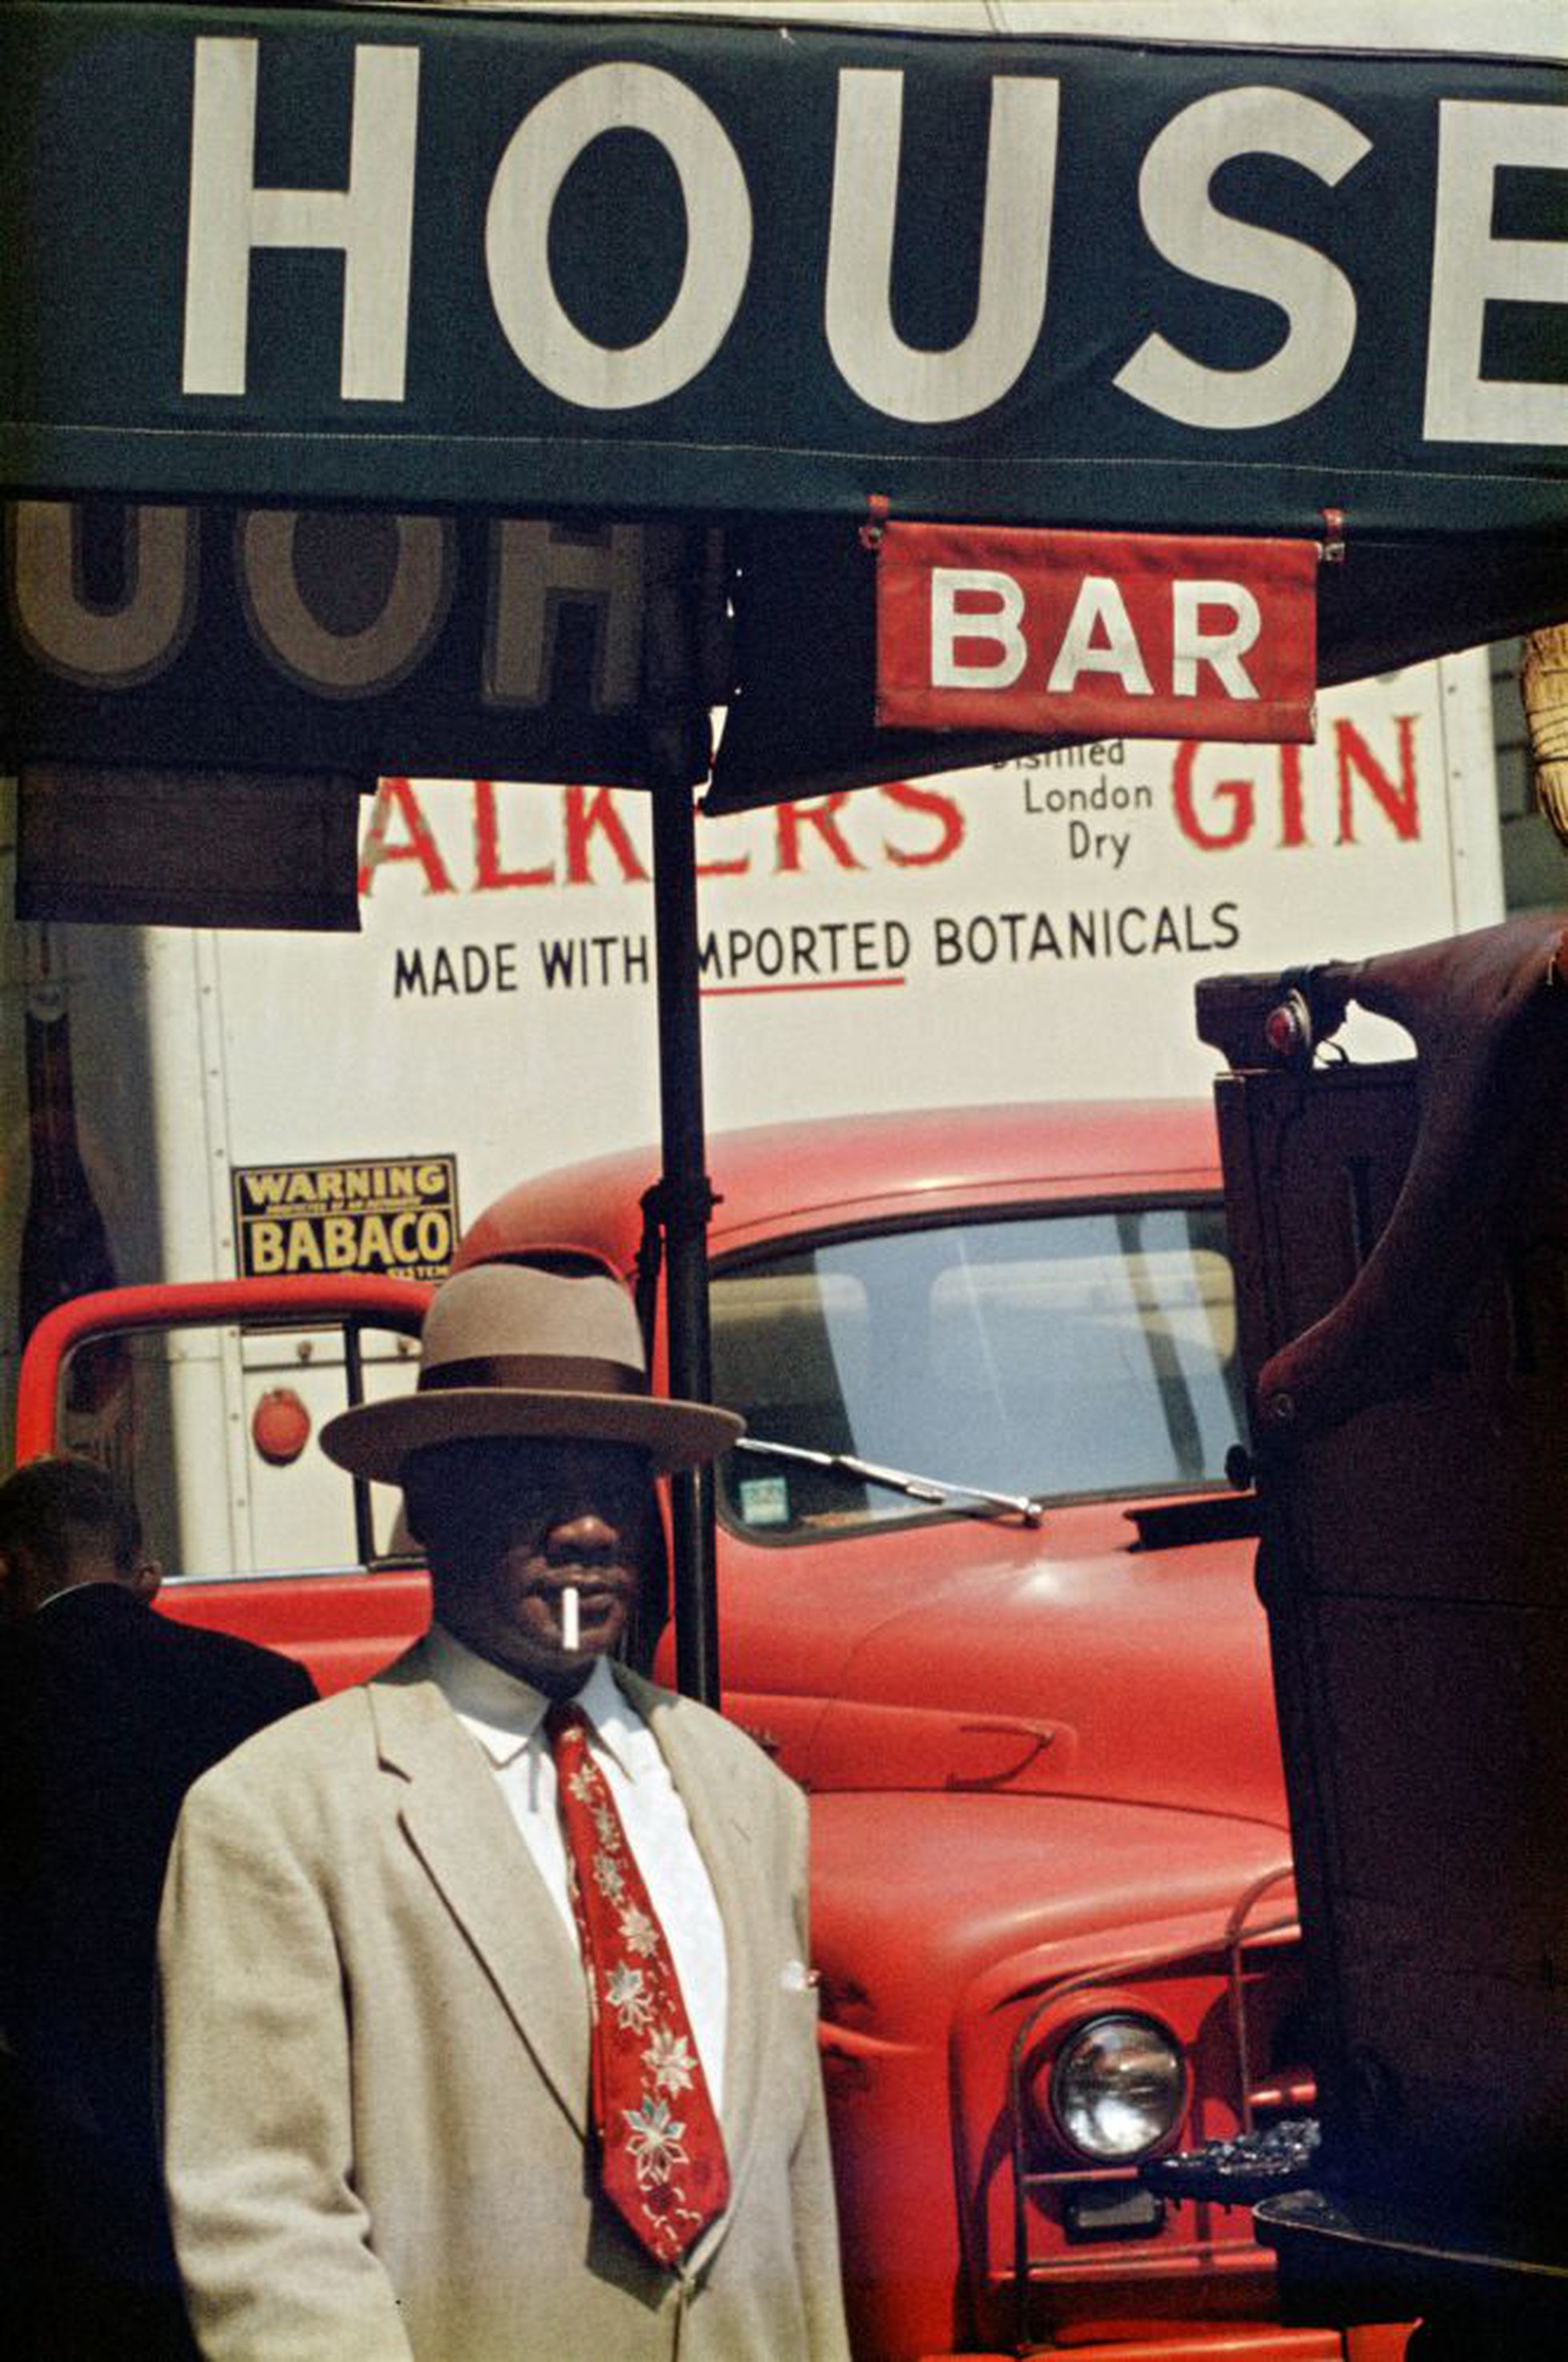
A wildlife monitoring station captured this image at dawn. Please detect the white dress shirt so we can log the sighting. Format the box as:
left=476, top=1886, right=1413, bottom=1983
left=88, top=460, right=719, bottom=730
left=423, top=1626, right=730, bottom=2114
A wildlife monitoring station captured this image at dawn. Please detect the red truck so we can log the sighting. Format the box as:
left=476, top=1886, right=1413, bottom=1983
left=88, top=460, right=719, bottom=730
left=14, top=1099, right=1409, bottom=2360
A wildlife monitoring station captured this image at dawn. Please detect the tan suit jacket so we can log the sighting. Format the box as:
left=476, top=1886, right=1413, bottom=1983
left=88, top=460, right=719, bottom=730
left=158, top=1646, right=848, bottom=2361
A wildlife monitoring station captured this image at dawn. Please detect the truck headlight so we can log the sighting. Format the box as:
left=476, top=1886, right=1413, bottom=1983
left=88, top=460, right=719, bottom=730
left=1045, top=2013, right=1188, bottom=2163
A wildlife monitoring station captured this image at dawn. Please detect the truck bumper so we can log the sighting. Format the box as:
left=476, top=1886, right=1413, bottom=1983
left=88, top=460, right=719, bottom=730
left=918, top=2331, right=1402, bottom=2362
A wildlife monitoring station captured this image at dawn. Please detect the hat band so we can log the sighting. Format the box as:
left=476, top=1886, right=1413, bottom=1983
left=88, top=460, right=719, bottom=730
left=418, top=1353, right=647, bottom=1397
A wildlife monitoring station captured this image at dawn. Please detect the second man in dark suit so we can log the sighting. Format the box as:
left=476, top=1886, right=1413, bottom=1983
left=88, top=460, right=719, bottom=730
left=0, top=1454, right=315, bottom=2361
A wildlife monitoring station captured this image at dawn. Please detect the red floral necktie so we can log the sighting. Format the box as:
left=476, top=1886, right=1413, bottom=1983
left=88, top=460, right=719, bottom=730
left=546, top=1701, right=730, bottom=2265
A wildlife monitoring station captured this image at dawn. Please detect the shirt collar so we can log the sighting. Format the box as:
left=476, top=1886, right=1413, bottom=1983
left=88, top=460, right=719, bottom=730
left=32, top=1577, right=132, bottom=1617
left=426, top=1624, right=636, bottom=1774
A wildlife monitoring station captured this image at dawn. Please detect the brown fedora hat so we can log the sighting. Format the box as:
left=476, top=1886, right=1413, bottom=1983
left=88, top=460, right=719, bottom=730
left=319, top=1264, right=742, bottom=1483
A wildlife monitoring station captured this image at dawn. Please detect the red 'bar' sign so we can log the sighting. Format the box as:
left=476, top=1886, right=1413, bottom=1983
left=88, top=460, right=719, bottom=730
left=876, top=522, right=1318, bottom=744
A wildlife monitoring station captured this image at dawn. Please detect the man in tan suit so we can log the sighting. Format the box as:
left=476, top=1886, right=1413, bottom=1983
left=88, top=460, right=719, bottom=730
left=158, top=1266, right=849, bottom=2362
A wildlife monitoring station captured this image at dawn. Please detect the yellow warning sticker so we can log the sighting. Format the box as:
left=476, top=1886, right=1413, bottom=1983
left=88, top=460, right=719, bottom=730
left=231, top=1157, right=460, bottom=1282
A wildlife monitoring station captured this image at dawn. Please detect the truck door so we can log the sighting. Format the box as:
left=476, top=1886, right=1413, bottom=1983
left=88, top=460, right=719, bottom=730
left=14, top=1276, right=432, bottom=1691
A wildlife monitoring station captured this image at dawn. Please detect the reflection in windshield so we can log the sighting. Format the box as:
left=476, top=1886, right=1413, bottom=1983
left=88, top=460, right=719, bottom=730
left=711, top=1206, right=1242, bottom=1537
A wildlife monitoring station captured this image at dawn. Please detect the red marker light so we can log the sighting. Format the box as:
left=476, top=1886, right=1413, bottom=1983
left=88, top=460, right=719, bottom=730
left=252, top=1387, right=312, bottom=1466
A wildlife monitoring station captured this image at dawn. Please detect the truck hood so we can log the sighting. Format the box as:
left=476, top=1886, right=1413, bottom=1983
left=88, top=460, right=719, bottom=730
left=790, top=1501, right=1287, bottom=1829
left=807, top=1785, right=1294, bottom=2045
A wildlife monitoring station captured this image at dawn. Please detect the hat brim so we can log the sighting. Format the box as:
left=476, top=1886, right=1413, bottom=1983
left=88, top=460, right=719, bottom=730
left=318, top=1387, right=742, bottom=1484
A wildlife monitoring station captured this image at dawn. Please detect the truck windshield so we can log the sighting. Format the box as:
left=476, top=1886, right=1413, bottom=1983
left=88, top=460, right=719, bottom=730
left=710, top=1203, right=1242, bottom=1536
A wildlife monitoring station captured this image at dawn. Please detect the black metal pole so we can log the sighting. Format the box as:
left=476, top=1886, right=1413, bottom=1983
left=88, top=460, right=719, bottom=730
left=650, top=777, right=721, bottom=1708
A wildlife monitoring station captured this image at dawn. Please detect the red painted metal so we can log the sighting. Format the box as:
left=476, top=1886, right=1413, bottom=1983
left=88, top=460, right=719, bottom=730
left=914, top=2336, right=1348, bottom=2360
left=14, top=1274, right=430, bottom=1463
left=460, top=1100, right=1223, bottom=1278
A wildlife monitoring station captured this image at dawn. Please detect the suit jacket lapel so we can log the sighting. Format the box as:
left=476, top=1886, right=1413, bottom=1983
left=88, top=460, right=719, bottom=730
left=368, top=1651, right=590, bottom=2137
left=622, top=1671, right=780, bottom=2255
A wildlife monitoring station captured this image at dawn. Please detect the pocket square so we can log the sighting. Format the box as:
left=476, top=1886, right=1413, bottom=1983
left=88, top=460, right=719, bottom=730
left=780, top=1958, right=820, bottom=1992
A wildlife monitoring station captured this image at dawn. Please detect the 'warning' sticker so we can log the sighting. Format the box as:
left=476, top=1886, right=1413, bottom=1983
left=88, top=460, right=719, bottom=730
left=232, top=1157, right=460, bottom=1283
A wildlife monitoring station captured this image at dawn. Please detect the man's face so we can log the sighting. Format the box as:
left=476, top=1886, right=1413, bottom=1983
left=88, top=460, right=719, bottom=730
left=409, top=1437, right=657, bottom=1695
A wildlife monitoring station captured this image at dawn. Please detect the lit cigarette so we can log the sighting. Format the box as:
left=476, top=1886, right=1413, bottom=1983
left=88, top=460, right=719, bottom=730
left=561, top=1586, right=580, bottom=1651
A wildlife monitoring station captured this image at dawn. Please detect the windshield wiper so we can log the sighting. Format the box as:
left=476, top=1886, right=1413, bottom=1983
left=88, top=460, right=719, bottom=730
left=734, top=1436, right=1045, bottom=1525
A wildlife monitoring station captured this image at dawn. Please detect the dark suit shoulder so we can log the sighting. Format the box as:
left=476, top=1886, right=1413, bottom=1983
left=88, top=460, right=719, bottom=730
left=6, top=1585, right=314, bottom=1776
left=54, top=1585, right=312, bottom=1703
left=0, top=1595, right=316, bottom=2042
left=146, top=1607, right=316, bottom=1708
